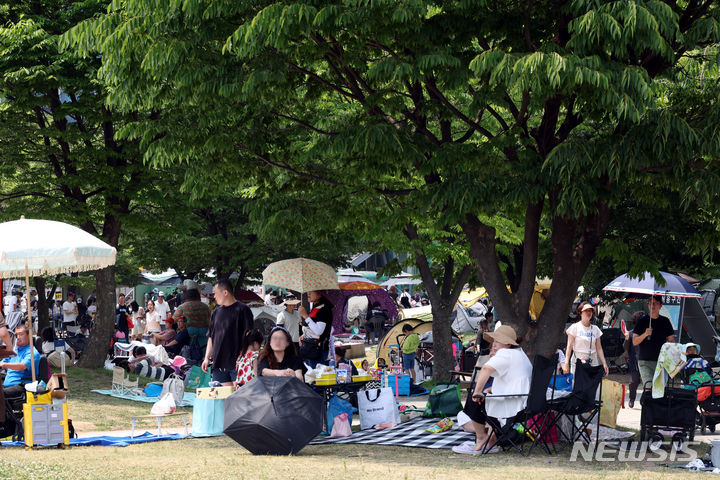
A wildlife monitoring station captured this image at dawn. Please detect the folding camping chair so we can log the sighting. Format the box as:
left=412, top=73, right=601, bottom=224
left=479, top=353, right=558, bottom=456
left=544, top=359, right=604, bottom=451
left=111, top=366, right=139, bottom=395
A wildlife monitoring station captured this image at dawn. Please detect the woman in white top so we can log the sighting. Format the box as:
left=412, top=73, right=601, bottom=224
left=562, top=302, right=609, bottom=376
left=144, top=300, right=162, bottom=336
left=452, top=324, right=532, bottom=455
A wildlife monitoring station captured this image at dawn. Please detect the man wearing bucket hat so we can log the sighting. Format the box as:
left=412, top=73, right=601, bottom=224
left=452, top=324, right=532, bottom=455
left=277, top=298, right=301, bottom=351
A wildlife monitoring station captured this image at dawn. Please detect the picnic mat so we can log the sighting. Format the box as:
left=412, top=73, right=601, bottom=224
left=311, top=416, right=635, bottom=450
left=91, top=389, right=196, bottom=407
left=1, top=432, right=188, bottom=448
left=311, top=417, right=473, bottom=449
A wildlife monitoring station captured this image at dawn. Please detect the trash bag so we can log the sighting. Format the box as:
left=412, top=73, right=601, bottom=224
left=327, top=393, right=353, bottom=433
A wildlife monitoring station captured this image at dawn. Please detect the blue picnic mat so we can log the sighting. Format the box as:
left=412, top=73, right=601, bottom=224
left=1, top=432, right=189, bottom=448
left=91, top=389, right=196, bottom=407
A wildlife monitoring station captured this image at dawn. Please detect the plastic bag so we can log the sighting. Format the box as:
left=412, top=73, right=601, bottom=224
left=330, top=413, right=352, bottom=438
left=150, top=392, right=176, bottom=415
left=327, top=393, right=353, bottom=433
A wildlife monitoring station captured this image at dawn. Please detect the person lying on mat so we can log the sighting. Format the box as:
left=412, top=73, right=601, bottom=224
left=452, top=325, right=532, bottom=455
left=128, top=346, right=162, bottom=370
left=257, top=326, right=304, bottom=381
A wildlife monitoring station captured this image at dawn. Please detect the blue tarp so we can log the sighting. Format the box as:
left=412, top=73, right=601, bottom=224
left=90, top=389, right=196, bottom=407
left=1, top=432, right=189, bottom=447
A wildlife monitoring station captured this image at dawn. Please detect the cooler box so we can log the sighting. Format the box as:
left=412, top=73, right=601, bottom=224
left=386, top=374, right=411, bottom=396
left=315, top=373, right=336, bottom=386
left=23, top=403, right=69, bottom=447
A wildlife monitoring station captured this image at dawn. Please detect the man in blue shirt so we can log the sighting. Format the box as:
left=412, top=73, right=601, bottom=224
left=1, top=324, right=41, bottom=396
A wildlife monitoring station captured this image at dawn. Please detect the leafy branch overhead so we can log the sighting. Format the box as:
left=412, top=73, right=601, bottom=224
left=61, top=0, right=720, bottom=357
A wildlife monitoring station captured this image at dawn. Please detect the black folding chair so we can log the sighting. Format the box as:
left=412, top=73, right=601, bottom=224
left=545, top=359, right=604, bottom=451
left=479, top=353, right=558, bottom=456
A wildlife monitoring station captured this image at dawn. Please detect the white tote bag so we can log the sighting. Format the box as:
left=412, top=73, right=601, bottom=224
left=358, top=387, right=400, bottom=430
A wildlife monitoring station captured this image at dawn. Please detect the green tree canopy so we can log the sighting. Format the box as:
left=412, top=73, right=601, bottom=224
left=65, top=0, right=720, bottom=357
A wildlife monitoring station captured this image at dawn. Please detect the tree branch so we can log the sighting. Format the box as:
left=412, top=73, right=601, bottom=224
left=270, top=111, right=338, bottom=136
left=424, top=79, right=494, bottom=139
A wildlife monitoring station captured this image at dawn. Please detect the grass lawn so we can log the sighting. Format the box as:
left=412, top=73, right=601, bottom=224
left=61, top=366, right=194, bottom=432
left=0, top=434, right=701, bottom=480
left=0, top=365, right=704, bottom=479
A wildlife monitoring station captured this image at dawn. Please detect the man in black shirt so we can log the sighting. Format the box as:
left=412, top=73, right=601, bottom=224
left=632, top=295, right=676, bottom=386
left=202, top=279, right=253, bottom=386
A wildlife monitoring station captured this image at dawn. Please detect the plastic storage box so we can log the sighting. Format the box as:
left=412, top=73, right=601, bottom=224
left=23, top=403, right=69, bottom=447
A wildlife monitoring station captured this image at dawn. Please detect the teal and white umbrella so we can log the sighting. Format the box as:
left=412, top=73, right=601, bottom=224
left=0, top=216, right=116, bottom=381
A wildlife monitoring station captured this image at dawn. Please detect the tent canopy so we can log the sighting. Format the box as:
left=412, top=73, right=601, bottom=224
left=679, top=297, right=717, bottom=359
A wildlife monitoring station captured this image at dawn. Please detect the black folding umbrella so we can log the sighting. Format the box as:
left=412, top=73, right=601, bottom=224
left=223, top=376, right=323, bottom=455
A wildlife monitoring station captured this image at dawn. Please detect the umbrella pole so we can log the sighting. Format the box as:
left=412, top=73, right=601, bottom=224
left=25, top=264, right=36, bottom=382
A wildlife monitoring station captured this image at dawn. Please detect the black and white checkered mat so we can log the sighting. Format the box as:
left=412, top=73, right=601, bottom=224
left=310, top=416, right=635, bottom=450
left=311, top=417, right=473, bottom=449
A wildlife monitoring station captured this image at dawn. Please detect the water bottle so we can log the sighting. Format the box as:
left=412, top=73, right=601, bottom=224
left=513, top=423, right=535, bottom=441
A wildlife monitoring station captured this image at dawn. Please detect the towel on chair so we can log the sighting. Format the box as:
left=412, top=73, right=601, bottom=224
left=652, top=343, right=688, bottom=398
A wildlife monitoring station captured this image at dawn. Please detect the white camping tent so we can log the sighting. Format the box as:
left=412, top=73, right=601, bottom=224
left=451, top=302, right=488, bottom=333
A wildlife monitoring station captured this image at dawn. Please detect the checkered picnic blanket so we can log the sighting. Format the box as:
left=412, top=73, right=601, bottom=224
left=310, top=416, right=636, bottom=450
left=311, top=416, right=474, bottom=449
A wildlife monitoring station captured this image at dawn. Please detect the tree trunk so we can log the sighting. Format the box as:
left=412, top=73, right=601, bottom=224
left=429, top=305, right=454, bottom=382
left=78, top=265, right=115, bottom=368
left=404, top=223, right=473, bottom=381
left=462, top=202, right=610, bottom=358
left=34, top=277, right=51, bottom=334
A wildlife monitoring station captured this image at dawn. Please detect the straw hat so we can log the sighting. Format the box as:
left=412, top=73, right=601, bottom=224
left=483, top=325, right=519, bottom=346
left=281, top=298, right=301, bottom=307
left=580, top=303, right=595, bottom=313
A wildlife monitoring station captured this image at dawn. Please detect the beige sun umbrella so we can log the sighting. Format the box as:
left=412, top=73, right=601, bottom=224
left=262, top=258, right=339, bottom=293
left=0, top=217, right=117, bottom=381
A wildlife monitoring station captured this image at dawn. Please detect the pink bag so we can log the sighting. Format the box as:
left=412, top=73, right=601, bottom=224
left=330, top=413, right=352, bottom=438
